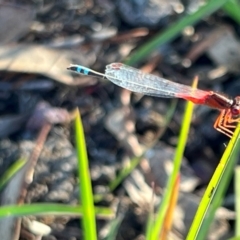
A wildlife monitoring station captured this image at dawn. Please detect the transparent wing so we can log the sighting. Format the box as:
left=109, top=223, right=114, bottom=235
left=105, top=63, right=208, bottom=101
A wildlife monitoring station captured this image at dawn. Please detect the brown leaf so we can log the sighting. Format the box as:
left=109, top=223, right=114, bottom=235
left=0, top=44, right=96, bottom=86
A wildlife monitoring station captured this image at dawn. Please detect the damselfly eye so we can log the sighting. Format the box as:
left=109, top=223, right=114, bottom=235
left=231, top=107, right=239, bottom=116
left=231, top=106, right=240, bottom=118
left=231, top=96, right=240, bottom=117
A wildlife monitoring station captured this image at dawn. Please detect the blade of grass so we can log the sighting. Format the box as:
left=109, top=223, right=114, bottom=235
left=0, top=158, right=26, bottom=190
left=147, top=77, right=198, bottom=239
left=75, top=109, right=97, bottom=240
left=223, top=0, right=240, bottom=25
left=195, top=126, right=240, bottom=240
left=0, top=204, right=113, bottom=218
left=125, top=0, right=230, bottom=66
left=145, top=183, right=156, bottom=240
left=235, top=166, right=240, bottom=237
left=103, top=214, right=124, bottom=240
left=186, top=123, right=240, bottom=240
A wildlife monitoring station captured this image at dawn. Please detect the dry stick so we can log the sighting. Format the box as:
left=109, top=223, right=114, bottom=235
left=11, top=122, right=52, bottom=240
left=18, top=122, right=52, bottom=204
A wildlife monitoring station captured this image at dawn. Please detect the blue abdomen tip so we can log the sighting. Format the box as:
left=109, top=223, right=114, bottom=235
left=76, top=66, right=89, bottom=75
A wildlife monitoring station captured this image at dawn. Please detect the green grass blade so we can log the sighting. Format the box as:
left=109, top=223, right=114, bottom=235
left=103, top=214, right=124, bottom=240
left=146, top=207, right=155, bottom=240
left=147, top=80, right=196, bottom=239
left=235, top=166, right=240, bottom=236
left=187, top=123, right=240, bottom=240
left=125, top=0, right=230, bottom=66
left=195, top=127, right=240, bottom=240
left=0, top=158, right=26, bottom=190
left=109, top=154, right=140, bottom=192
left=0, top=204, right=113, bottom=218
left=223, top=0, right=240, bottom=25
left=75, top=109, right=97, bottom=240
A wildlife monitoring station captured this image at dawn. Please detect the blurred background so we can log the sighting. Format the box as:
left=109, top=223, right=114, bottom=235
left=0, top=0, right=240, bottom=239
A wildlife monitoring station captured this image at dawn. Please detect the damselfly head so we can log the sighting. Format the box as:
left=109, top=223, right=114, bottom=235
left=231, top=96, right=240, bottom=118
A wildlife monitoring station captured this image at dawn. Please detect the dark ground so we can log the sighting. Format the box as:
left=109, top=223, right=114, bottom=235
left=0, top=0, right=240, bottom=239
